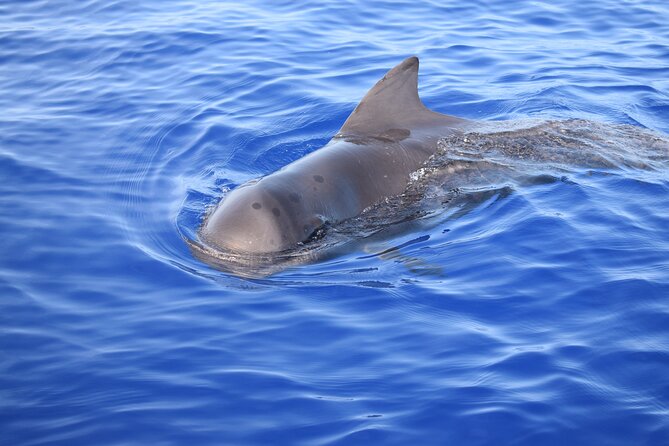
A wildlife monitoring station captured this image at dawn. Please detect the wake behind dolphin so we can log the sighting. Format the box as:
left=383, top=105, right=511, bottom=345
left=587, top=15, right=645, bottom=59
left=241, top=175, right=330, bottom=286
left=188, top=57, right=669, bottom=277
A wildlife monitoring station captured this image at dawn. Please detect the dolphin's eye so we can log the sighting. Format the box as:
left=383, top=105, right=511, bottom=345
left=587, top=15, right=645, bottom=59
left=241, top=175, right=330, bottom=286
left=303, top=220, right=329, bottom=243
left=251, top=202, right=262, bottom=210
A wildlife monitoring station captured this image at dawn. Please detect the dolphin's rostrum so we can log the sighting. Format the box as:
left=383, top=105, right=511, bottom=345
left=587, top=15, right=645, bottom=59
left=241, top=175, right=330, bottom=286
left=199, top=56, right=469, bottom=254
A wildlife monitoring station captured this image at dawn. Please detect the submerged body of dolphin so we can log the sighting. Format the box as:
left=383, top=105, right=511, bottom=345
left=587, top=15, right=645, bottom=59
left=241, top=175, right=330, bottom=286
left=199, top=56, right=469, bottom=254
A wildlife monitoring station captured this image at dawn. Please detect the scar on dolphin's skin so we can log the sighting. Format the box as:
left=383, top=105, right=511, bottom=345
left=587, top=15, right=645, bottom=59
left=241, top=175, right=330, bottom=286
left=272, top=208, right=281, bottom=217
left=289, top=192, right=301, bottom=203
left=379, top=128, right=410, bottom=141
left=313, top=175, right=325, bottom=183
left=252, top=202, right=262, bottom=209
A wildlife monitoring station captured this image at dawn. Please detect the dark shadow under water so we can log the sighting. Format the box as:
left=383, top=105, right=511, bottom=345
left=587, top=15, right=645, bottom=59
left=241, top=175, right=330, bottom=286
left=188, top=119, right=669, bottom=278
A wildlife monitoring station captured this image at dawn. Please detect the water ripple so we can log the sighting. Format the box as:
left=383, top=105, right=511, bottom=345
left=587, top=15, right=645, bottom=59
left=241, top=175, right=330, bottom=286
left=2, top=0, right=669, bottom=445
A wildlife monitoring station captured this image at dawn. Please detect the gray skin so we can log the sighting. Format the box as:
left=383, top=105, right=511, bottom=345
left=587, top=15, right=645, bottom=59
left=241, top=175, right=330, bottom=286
left=200, top=56, right=470, bottom=254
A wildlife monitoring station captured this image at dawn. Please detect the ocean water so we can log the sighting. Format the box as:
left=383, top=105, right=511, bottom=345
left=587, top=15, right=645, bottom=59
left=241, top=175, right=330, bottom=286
left=1, top=0, right=669, bottom=445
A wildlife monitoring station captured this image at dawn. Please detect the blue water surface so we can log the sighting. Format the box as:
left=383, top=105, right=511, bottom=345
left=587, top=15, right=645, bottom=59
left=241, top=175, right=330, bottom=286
left=2, top=0, right=669, bottom=445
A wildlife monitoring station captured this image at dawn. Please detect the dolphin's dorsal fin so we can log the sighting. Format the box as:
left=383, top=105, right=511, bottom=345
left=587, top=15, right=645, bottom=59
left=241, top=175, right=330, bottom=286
left=337, top=56, right=460, bottom=139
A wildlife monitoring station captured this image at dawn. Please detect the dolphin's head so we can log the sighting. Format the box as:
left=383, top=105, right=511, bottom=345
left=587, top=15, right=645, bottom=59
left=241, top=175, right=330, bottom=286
left=199, top=181, right=321, bottom=254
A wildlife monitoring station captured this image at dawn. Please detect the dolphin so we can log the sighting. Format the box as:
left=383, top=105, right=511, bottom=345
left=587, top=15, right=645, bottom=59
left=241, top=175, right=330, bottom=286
left=198, top=56, right=470, bottom=255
